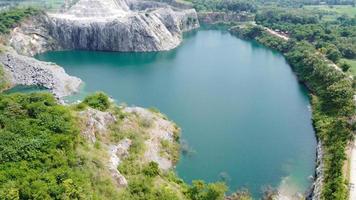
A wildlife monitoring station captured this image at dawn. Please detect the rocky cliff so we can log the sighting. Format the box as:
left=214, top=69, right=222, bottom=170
left=10, top=0, right=199, bottom=55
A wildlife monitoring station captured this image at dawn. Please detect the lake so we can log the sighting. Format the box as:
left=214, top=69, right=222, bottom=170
left=36, top=29, right=316, bottom=198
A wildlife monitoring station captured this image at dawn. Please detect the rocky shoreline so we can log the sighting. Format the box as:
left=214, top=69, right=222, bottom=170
left=0, top=46, right=81, bottom=99
left=307, top=141, right=323, bottom=200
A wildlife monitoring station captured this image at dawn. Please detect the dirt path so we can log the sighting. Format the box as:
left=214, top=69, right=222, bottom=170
left=264, top=27, right=289, bottom=41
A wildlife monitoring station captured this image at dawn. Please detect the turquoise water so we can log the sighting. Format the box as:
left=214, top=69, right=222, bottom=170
left=36, top=30, right=316, bottom=197
left=4, top=85, right=48, bottom=94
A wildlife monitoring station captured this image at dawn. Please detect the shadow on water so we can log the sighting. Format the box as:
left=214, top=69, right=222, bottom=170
left=4, top=85, right=48, bottom=94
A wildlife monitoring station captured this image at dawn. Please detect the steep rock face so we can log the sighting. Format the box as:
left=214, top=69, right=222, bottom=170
left=10, top=0, right=199, bottom=55
left=9, top=14, right=60, bottom=57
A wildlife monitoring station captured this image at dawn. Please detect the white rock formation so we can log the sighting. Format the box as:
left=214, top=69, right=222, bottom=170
left=109, top=139, right=132, bottom=187
left=10, top=0, right=199, bottom=55
left=80, top=108, right=117, bottom=142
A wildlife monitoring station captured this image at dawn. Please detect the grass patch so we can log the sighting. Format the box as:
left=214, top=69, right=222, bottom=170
left=304, top=5, right=356, bottom=21
left=341, top=58, right=356, bottom=76
left=0, top=64, right=10, bottom=91
left=160, top=139, right=180, bottom=164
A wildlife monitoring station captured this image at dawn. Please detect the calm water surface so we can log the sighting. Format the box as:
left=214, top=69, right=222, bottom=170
left=36, top=30, right=316, bottom=197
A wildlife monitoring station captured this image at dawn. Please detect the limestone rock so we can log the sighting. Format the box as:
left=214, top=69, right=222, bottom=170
left=10, top=0, right=199, bottom=55
left=9, top=14, right=59, bottom=57
left=0, top=48, right=81, bottom=99
left=80, top=108, right=117, bottom=142
left=109, top=139, right=132, bottom=187
left=124, top=106, right=178, bottom=170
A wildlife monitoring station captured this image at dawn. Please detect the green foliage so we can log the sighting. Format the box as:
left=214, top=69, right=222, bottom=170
left=230, top=25, right=291, bottom=52
left=312, top=96, right=352, bottom=200
left=143, top=162, right=160, bottom=177
left=0, top=64, right=10, bottom=91
left=229, top=25, right=264, bottom=39
left=186, top=180, right=227, bottom=200
left=187, top=0, right=256, bottom=12
left=255, top=6, right=356, bottom=61
left=122, top=176, right=182, bottom=200
left=82, top=92, right=110, bottom=111
left=256, top=8, right=319, bottom=26
left=0, top=93, right=124, bottom=199
left=160, top=139, right=180, bottom=164
left=0, top=7, right=40, bottom=34
left=286, top=42, right=355, bottom=116
left=325, top=44, right=342, bottom=62
left=0, top=93, right=90, bottom=199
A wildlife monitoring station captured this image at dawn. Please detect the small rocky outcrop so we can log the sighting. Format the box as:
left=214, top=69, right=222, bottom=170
left=79, top=108, right=130, bottom=187
left=0, top=47, right=81, bottom=99
left=79, top=106, right=180, bottom=187
left=109, top=139, right=132, bottom=187
left=80, top=108, right=117, bottom=142
left=123, top=106, right=178, bottom=170
left=10, top=0, right=199, bottom=55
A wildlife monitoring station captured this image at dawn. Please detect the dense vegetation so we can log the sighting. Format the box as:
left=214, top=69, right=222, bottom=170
left=0, top=93, right=97, bottom=199
left=255, top=7, right=356, bottom=61
left=186, top=0, right=257, bottom=12
left=0, top=7, right=40, bottom=34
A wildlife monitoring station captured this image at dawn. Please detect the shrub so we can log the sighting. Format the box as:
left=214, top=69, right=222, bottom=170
left=143, top=161, right=160, bottom=177
left=186, top=180, right=227, bottom=200
left=340, top=62, right=351, bottom=72
left=83, top=92, right=110, bottom=111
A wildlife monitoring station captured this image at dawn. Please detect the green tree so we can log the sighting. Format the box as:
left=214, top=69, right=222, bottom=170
left=83, top=92, right=110, bottom=111
left=326, top=45, right=342, bottom=62
left=340, top=62, right=351, bottom=72
left=186, top=180, right=227, bottom=200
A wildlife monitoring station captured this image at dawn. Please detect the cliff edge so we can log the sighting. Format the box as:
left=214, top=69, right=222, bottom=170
left=10, top=0, right=199, bottom=56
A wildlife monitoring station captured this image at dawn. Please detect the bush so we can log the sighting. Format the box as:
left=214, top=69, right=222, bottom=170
left=186, top=180, right=227, bottom=200
left=83, top=92, right=110, bottom=111
left=143, top=162, right=160, bottom=177
left=340, top=62, right=351, bottom=72
left=0, top=93, right=89, bottom=199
